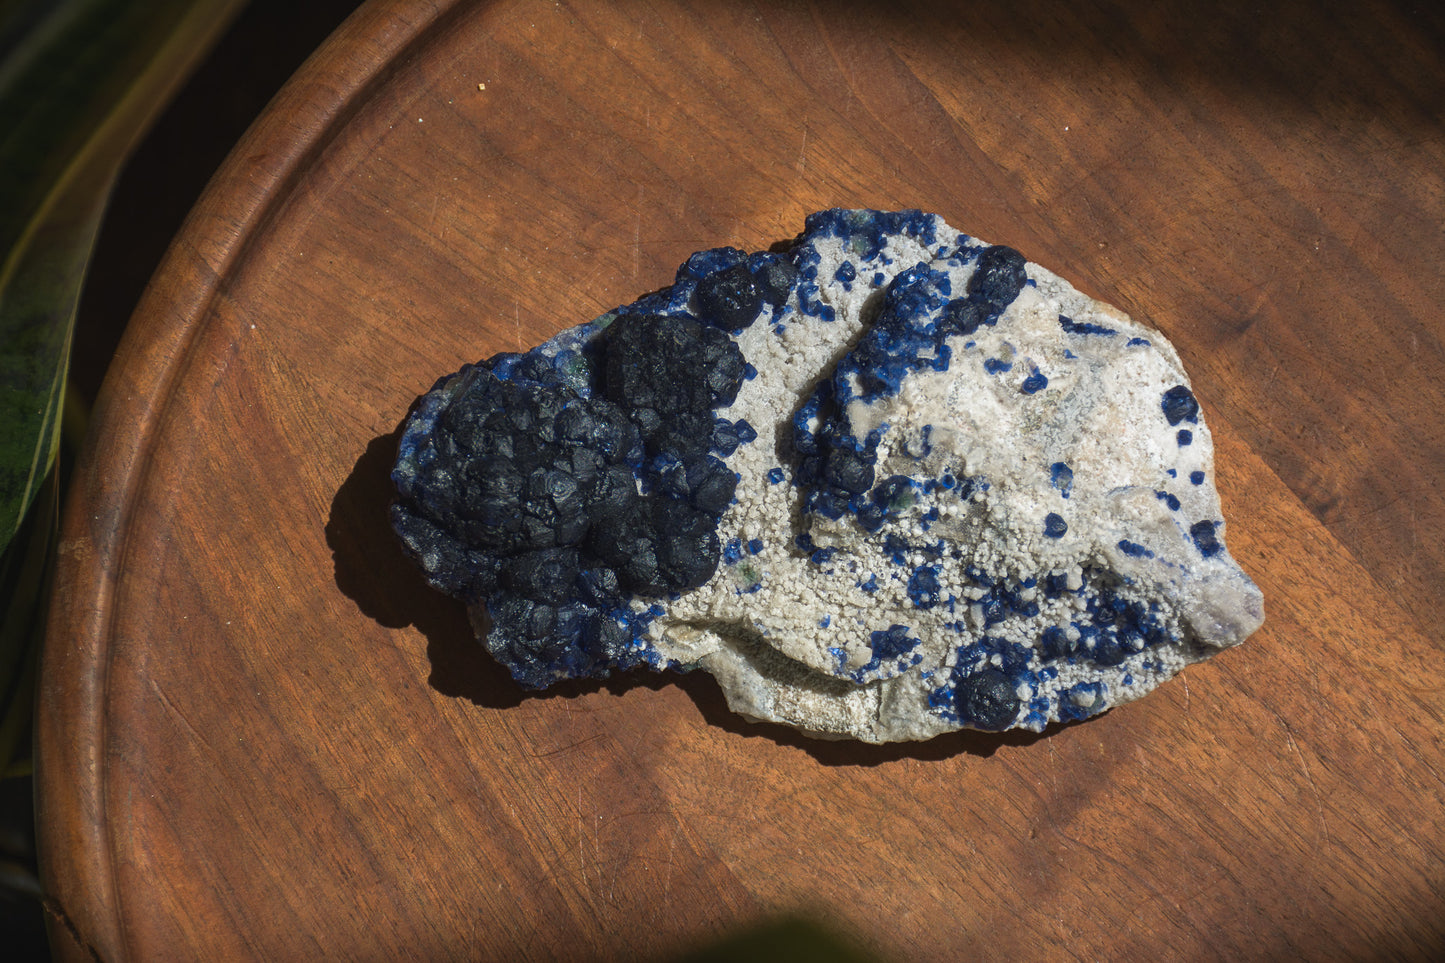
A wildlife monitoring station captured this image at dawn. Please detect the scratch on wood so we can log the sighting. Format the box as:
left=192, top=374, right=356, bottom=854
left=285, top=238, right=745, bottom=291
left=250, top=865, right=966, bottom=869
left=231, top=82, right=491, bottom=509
left=632, top=214, right=642, bottom=281
left=42, top=898, right=104, bottom=963
left=1294, top=722, right=1335, bottom=844
left=662, top=829, right=678, bottom=898
left=150, top=679, right=219, bottom=760
left=1265, top=704, right=1333, bottom=849
left=1285, top=722, right=1333, bottom=848
left=530, top=732, right=606, bottom=757
left=576, top=785, right=586, bottom=888
left=1336, top=486, right=1431, bottom=522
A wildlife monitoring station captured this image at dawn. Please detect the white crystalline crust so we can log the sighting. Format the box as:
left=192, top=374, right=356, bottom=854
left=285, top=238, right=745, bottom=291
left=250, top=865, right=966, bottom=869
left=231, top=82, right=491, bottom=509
left=474, top=212, right=1265, bottom=743
left=659, top=215, right=1259, bottom=742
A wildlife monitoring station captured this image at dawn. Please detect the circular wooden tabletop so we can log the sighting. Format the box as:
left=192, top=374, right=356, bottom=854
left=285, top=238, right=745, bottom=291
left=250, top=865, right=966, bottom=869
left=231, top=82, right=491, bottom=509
left=38, top=1, right=1445, bottom=959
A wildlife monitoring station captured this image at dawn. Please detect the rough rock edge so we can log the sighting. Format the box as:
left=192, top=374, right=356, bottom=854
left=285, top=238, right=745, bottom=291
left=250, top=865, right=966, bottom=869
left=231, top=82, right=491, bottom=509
left=401, top=210, right=1264, bottom=743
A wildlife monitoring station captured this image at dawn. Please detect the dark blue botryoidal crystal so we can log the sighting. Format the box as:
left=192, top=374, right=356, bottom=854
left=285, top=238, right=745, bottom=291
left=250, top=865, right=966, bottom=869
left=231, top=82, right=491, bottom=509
left=393, top=309, right=751, bottom=688
left=392, top=209, right=1263, bottom=742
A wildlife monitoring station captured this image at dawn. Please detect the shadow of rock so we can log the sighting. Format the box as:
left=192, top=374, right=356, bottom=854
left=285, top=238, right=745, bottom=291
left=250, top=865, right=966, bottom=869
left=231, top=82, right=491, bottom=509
left=327, top=425, right=524, bottom=708
left=667, top=668, right=1058, bottom=767
left=328, top=426, right=687, bottom=711
left=328, top=425, right=1069, bottom=761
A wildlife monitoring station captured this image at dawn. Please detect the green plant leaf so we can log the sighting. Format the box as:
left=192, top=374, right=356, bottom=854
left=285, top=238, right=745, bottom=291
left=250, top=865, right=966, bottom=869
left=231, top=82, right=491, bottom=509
left=0, top=0, right=250, bottom=778
left=0, top=0, right=248, bottom=555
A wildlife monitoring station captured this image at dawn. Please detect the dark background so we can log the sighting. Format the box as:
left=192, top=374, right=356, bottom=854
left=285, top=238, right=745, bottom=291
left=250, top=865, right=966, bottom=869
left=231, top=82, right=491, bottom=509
left=6, top=3, right=366, bottom=956
left=73, top=0, right=367, bottom=409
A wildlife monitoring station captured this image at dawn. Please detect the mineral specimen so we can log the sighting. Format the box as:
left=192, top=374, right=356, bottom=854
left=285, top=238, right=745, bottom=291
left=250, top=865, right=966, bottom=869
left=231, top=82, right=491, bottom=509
left=391, top=209, right=1264, bottom=742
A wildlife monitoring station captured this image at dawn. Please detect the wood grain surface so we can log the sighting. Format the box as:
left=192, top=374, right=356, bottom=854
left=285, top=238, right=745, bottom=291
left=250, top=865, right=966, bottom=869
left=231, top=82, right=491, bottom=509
left=37, top=0, right=1445, bottom=959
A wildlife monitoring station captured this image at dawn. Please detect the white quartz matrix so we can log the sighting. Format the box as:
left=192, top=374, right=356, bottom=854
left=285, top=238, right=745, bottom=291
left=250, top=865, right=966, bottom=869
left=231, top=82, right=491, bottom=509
left=634, top=209, right=1264, bottom=741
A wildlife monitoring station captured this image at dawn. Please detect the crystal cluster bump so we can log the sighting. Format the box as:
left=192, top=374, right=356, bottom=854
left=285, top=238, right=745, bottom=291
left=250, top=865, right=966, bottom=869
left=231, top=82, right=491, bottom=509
left=391, top=209, right=1264, bottom=743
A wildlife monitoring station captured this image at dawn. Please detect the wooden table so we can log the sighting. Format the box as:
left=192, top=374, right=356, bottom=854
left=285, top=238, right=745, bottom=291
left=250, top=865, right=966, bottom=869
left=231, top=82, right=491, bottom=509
left=38, top=0, right=1445, bottom=958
